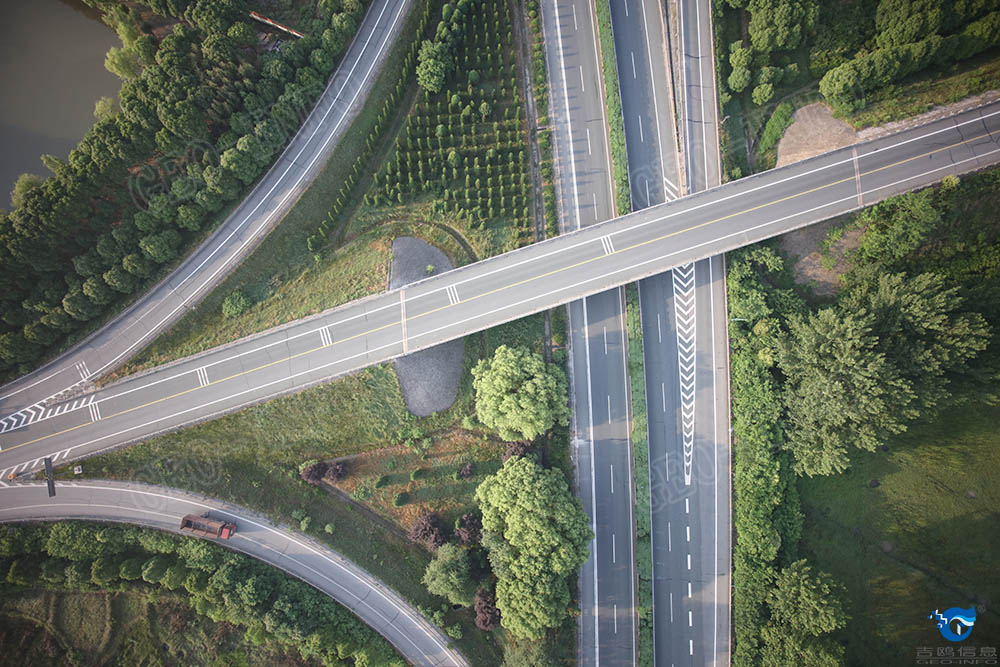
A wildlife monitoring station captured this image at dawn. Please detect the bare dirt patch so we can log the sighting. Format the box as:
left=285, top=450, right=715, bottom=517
left=775, top=103, right=861, bottom=294
left=776, top=103, right=857, bottom=168
left=779, top=219, right=860, bottom=297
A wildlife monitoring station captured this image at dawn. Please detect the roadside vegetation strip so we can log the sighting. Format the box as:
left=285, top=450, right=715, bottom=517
left=0, top=0, right=373, bottom=380
left=0, top=521, right=405, bottom=666
left=373, top=0, right=534, bottom=244
left=109, top=0, right=434, bottom=380
left=624, top=284, right=653, bottom=667
left=523, top=0, right=560, bottom=238
left=593, top=0, right=632, bottom=214
left=727, top=168, right=1000, bottom=663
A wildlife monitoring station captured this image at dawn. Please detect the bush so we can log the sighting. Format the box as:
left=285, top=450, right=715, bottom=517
left=408, top=512, right=446, bottom=550
left=299, top=461, right=329, bottom=485
left=393, top=492, right=409, bottom=507
left=474, top=587, right=500, bottom=631
left=409, top=468, right=423, bottom=481
left=324, top=461, right=348, bottom=482
left=222, top=289, right=250, bottom=318
left=455, top=512, right=482, bottom=545
left=374, top=474, right=389, bottom=488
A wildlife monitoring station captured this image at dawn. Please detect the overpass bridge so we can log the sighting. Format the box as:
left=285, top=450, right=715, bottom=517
left=1, top=102, right=998, bottom=478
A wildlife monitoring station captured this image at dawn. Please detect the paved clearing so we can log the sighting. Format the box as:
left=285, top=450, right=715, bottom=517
left=390, top=236, right=464, bottom=416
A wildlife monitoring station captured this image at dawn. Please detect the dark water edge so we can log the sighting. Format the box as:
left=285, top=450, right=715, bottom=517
left=0, top=0, right=120, bottom=207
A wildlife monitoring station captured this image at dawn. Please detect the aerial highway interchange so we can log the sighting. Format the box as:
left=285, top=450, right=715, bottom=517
left=2, top=0, right=999, bottom=664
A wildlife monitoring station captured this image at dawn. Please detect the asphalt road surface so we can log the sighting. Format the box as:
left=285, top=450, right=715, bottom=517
left=541, top=0, right=636, bottom=664
left=644, top=1, right=731, bottom=664
left=0, top=0, right=413, bottom=423
left=0, top=480, right=465, bottom=667
left=2, top=102, right=998, bottom=496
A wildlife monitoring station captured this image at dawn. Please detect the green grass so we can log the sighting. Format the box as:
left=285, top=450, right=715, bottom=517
left=798, top=402, right=1000, bottom=664
left=592, top=0, right=631, bottom=214
left=625, top=285, right=653, bottom=667
left=844, top=49, right=1000, bottom=129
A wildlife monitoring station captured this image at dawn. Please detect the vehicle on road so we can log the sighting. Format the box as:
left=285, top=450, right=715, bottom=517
left=179, top=513, right=236, bottom=539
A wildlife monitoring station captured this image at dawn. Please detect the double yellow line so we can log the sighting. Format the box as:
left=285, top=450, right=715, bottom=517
left=4, top=126, right=994, bottom=454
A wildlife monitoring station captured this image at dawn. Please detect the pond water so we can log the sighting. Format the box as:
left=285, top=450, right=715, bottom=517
left=0, top=0, right=121, bottom=205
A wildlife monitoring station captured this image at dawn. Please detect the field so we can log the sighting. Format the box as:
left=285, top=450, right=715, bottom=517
left=798, top=402, right=1000, bottom=664
left=0, top=588, right=312, bottom=667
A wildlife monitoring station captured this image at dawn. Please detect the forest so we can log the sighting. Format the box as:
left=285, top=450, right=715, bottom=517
left=0, top=520, right=403, bottom=665
left=728, top=169, right=1000, bottom=664
left=0, top=0, right=368, bottom=377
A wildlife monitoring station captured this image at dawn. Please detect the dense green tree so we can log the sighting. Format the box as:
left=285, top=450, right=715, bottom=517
left=104, top=265, right=138, bottom=294
left=416, top=40, right=451, bottom=94
left=472, top=345, right=570, bottom=441
left=779, top=272, right=991, bottom=475
left=760, top=624, right=844, bottom=667
left=748, top=0, right=817, bottom=53
left=0, top=331, right=40, bottom=364
left=91, top=556, right=122, bottom=586
left=142, top=555, right=171, bottom=584
left=476, top=456, right=591, bottom=639
left=767, top=559, right=848, bottom=636
left=119, top=557, right=143, bottom=581
left=422, top=543, right=476, bottom=607
left=139, top=229, right=181, bottom=264
left=9, top=173, right=43, bottom=210
left=62, top=289, right=101, bottom=321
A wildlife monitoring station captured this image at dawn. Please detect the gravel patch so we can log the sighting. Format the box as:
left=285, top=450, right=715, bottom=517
left=390, top=237, right=464, bottom=417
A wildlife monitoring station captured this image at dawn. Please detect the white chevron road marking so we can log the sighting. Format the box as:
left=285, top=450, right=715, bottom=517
left=672, top=263, right=696, bottom=485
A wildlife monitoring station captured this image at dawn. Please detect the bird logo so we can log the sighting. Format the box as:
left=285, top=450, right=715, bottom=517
left=928, top=607, right=976, bottom=642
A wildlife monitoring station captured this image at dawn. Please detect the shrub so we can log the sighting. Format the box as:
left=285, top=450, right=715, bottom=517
left=410, top=468, right=423, bottom=481
left=455, top=512, right=482, bottom=545
left=474, top=587, right=501, bottom=631
left=299, top=461, right=328, bottom=485
left=408, top=512, right=446, bottom=550
left=222, top=290, right=250, bottom=318
left=374, top=474, right=389, bottom=488
left=324, top=461, right=348, bottom=482
left=393, top=492, right=409, bottom=507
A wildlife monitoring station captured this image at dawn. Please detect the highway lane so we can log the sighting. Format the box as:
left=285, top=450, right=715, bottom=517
left=0, top=0, right=413, bottom=417
left=2, top=103, right=998, bottom=488
left=0, top=480, right=465, bottom=667
left=607, top=2, right=693, bottom=666
left=542, top=0, right=637, bottom=664
left=678, top=0, right=722, bottom=193
left=645, top=1, right=731, bottom=664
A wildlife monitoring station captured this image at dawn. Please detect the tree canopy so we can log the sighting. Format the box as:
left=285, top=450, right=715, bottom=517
left=472, top=345, right=570, bottom=441
left=422, top=543, right=476, bottom=607
left=475, top=456, right=591, bottom=639
left=779, top=272, right=991, bottom=475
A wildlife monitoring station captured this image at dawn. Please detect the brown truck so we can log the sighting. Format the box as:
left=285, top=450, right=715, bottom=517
left=179, top=513, right=236, bottom=539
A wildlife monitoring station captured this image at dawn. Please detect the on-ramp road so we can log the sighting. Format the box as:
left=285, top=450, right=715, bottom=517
left=0, top=0, right=413, bottom=422
left=0, top=480, right=465, bottom=667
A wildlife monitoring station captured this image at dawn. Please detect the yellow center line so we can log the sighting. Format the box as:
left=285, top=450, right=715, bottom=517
left=4, top=128, right=993, bottom=454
